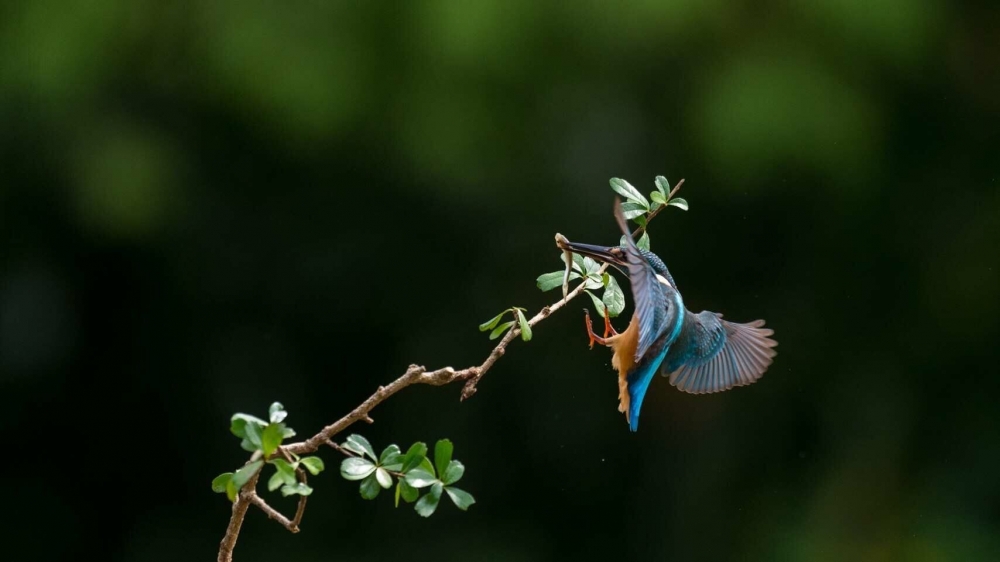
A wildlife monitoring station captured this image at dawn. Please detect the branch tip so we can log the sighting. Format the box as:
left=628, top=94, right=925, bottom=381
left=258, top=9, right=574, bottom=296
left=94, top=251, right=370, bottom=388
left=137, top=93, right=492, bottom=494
left=217, top=181, right=683, bottom=560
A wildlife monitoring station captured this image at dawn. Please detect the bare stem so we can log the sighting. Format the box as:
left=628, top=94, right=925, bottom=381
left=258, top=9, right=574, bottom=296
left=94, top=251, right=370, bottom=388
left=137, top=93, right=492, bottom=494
left=248, top=493, right=299, bottom=533
left=218, top=471, right=260, bottom=562
left=291, top=470, right=308, bottom=529
left=217, top=180, right=683, bottom=562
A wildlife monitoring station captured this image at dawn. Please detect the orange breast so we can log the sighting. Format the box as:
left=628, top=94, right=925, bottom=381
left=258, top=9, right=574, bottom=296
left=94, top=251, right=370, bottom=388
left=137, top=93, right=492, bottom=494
left=606, top=316, right=638, bottom=423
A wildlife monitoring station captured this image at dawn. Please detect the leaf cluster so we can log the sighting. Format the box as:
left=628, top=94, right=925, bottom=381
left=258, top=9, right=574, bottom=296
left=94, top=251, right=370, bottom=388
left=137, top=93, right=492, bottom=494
left=478, top=307, right=532, bottom=341
left=537, top=252, right=625, bottom=319
left=339, top=435, right=474, bottom=517
left=211, top=403, right=325, bottom=501
left=535, top=175, right=687, bottom=317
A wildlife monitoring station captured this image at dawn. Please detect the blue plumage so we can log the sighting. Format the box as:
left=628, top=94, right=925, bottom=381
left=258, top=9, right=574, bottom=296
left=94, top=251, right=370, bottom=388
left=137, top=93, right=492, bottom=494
left=625, top=347, right=668, bottom=431
left=560, top=198, right=778, bottom=431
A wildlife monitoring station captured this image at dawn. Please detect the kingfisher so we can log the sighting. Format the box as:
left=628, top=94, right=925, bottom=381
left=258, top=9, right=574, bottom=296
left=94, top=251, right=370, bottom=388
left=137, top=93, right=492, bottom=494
left=557, top=199, right=777, bottom=431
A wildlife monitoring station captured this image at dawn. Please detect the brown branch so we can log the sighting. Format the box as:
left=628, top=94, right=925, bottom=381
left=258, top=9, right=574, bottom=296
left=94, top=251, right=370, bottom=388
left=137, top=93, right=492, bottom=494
left=217, top=180, right=684, bottom=562
left=291, top=470, right=308, bottom=528
left=218, top=471, right=261, bottom=562
left=248, top=492, right=299, bottom=533
left=283, top=364, right=473, bottom=455
left=325, top=438, right=353, bottom=456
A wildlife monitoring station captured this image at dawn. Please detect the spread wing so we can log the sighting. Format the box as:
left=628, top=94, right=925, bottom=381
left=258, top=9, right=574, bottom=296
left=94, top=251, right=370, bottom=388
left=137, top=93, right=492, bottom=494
left=665, top=311, right=777, bottom=394
left=612, top=198, right=673, bottom=362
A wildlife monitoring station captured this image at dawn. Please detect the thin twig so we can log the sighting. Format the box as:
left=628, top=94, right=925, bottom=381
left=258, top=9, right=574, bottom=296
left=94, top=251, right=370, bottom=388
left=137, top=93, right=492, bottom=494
left=291, top=470, right=307, bottom=529
left=247, top=493, right=299, bottom=533
left=217, top=180, right=683, bottom=562
left=218, top=471, right=260, bottom=562
left=325, top=439, right=354, bottom=456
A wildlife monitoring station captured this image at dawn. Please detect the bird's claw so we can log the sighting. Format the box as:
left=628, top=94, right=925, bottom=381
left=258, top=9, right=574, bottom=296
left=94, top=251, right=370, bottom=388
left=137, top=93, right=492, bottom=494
left=584, top=309, right=608, bottom=349
left=602, top=306, right=618, bottom=337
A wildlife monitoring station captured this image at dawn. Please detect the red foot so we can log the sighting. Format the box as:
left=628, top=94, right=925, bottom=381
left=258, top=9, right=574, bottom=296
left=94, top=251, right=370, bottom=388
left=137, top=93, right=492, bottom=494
left=584, top=309, right=609, bottom=349
left=603, top=306, right=618, bottom=338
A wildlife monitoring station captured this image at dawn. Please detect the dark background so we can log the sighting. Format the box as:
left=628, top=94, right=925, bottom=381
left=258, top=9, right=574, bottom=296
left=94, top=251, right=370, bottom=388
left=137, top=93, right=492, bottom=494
left=2, top=2, right=999, bottom=561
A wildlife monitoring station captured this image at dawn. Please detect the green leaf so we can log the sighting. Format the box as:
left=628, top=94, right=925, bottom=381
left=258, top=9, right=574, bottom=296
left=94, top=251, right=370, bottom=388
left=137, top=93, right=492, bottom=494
left=584, top=274, right=603, bottom=290
left=378, top=445, right=403, bottom=472
left=270, top=458, right=297, bottom=486
left=267, top=470, right=284, bottom=492
left=379, top=444, right=401, bottom=464
left=404, top=469, right=437, bottom=488
left=376, top=467, right=393, bottom=489
left=261, top=423, right=284, bottom=457
left=268, top=402, right=287, bottom=423
left=240, top=439, right=257, bottom=453
left=634, top=215, right=647, bottom=228
left=580, top=257, right=599, bottom=275
left=602, top=275, right=626, bottom=318
left=667, top=197, right=689, bottom=211
left=226, top=479, right=238, bottom=501
left=281, top=482, right=313, bottom=497
left=445, top=486, right=476, bottom=510
left=637, top=231, right=650, bottom=251
left=382, top=454, right=404, bottom=472
left=585, top=290, right=606, bottom=318
left=489, top=321, right=514, bottom=340
left=650, top=191, right=667, bottom=205
left=281, top=426, right=296, bottom=439
left=232, top=460, right=263, bottom=490
left=434, top=439, right=453, bottom=477
left=419, top=456, right=436, bottom=477
left=340, top=457, right=376, bottom=480
left=415, top=482, right=443, bottom=517
left=230, top=414, right=267, bottom=439
left=610, top=178, right=649, bottom=207
left=300, top=456, right=325, bottom=475
left=399, top=479, right=419, bottom=503
left=442, top=460, right=465, bottom=485
left=269, top=459, right=297, bottom=491
left=359, top=473, right=381, bottom=499
left=212, top=472, right=233, bottom=494
left=478, top=310, right=507, bottom=331
left=343, top=434, right=376, bottom=460
left=244, top=420, right=263, bottom=450
left=537, top=270, right=579, bottom=292
left=401, top=442, right=428, bottom=473
left=515, top=309, right=532, bottom=342
left=395, top=482, right=402, bottom=507
left=620, top=201, right=648, bottom=220
left=655, top=175, right=670, bottom=196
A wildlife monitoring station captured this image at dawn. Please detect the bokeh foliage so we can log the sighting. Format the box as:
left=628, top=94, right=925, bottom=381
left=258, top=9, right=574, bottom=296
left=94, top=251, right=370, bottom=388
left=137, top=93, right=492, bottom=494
left=2, top=1, right=999, bottom=561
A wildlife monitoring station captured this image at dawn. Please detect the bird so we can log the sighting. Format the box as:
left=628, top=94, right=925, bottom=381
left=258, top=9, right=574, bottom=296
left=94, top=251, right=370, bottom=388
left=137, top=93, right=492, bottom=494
left=556, top=198, right=777, bottom=431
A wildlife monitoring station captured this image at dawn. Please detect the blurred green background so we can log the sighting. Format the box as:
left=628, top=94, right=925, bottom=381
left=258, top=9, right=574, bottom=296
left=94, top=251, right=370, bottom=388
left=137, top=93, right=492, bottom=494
left=2, top=1, right=998, bottom=561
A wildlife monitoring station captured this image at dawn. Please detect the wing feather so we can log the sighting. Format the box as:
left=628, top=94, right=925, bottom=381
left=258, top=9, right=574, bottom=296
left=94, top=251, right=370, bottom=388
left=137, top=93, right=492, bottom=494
left=612, top=199, right=674, bottom=361
left=667, top=311, right=777, bottom=394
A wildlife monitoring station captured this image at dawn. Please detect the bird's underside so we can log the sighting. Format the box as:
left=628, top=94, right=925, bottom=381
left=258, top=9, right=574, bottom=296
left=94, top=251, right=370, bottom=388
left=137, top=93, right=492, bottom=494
left=585, top=306, right=777, bottom=421
left=585, top=309, right=639, bottom=423
left=564, top=197, right=777, bottom=430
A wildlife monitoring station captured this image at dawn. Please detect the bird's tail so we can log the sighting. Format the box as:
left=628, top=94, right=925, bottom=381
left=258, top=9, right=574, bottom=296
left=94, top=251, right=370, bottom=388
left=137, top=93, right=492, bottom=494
left=625, top=349, right=669, bottom=432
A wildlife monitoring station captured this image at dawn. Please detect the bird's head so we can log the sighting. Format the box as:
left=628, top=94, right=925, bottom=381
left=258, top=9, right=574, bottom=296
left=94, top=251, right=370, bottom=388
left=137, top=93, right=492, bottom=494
left=556, top=235, right=676, bottom=288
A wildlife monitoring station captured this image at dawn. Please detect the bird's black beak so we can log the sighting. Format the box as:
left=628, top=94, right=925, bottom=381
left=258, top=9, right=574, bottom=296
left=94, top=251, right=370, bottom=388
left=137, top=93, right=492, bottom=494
left=555, top=234, right=628, bottom=269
